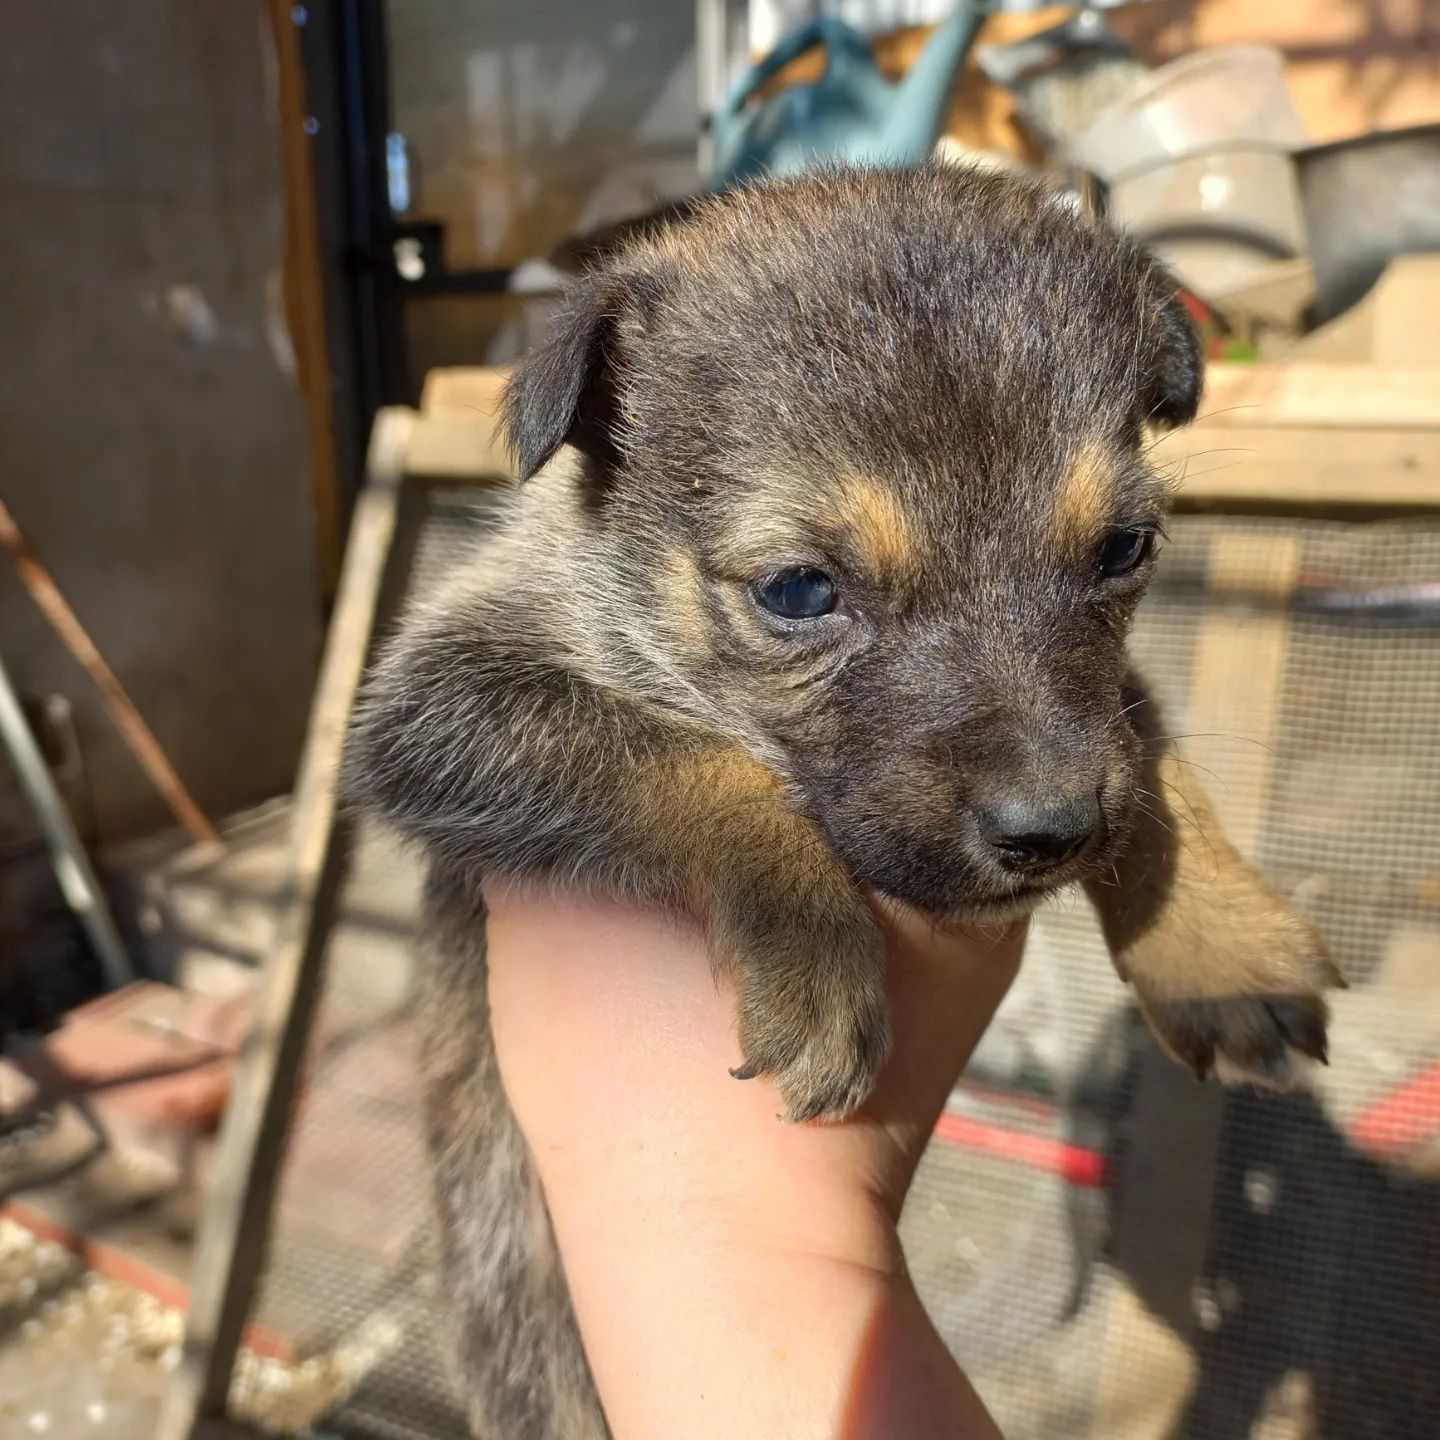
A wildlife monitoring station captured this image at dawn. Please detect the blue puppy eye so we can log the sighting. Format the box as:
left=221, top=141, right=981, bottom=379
left=753, top=567, right=837, bottom=620
left=1097, top=526, right=1154, bottom=578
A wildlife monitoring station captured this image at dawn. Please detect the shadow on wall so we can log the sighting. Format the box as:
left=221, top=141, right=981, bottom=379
left=1070, top=1008, right=1440, bottom=1440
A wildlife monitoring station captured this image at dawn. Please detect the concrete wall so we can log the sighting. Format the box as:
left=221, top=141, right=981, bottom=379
left=0, top=3, right=321, bottom=847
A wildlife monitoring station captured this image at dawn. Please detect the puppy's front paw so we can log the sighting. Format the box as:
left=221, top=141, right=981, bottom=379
left=1132, top=907, right=1343, bottom=1088
left=1139, top=991, right=1330, bottom=1087
left=723, top=886, right=889, bottom=1123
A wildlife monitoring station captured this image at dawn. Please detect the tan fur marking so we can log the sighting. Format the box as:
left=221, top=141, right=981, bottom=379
left=1054, top=446, right=1115, bottom=547
left=660, top=546, right=711, bottom=655
left=1090, top=751, right=1341, bottom=1004
left=632, top=746, right=788, bottom=878
left=834, top=473, right=916, bottom=578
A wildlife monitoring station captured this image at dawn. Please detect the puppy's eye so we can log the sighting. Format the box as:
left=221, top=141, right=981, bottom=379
left=753, top=567, right=837, bottom=620
left=1097, top=526, right=1154, bottom=578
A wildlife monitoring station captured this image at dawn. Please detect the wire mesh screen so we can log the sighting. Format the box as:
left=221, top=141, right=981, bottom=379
left=249, top=502, right=1440, bottom=1440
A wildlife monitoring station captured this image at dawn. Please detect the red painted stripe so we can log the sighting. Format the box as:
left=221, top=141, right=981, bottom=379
left=1350, top=1058, right=1440, bottom=1158
left=1, top=1200, right=294, bottom=1361
left=932, top=1112, right=1107, bottom=1189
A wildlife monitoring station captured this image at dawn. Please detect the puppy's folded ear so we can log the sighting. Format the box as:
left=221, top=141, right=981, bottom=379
left=1140, top=272, right=1204, bottom=430
left=502, top=266, right=668, bottom=481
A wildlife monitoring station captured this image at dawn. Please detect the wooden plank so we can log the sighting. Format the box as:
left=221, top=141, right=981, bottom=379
left=1188, top=534, right=1303, bottom=851
left=1160, top=425, right=1440, bottom=512
left=267, top=0, right=344, bottom=604
left=425, top=363, right=1440, bottom=432
left=157, top=408, right=422, bottom=1440
left=416, top=368, right=1440, bottom=506
left=412, top=368, right=516, bottom=485
left=419, top=365, right=513, bottom=418
left=0, top=498, right=220, bottom=845
left=1297, top=256, right=1440, bottom=367
left=1198, top=364, right=1440, bottom=431
left=407, top=412, right=516, bottom=484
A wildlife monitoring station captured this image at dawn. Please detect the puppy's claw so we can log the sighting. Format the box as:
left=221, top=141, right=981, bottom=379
left=1142, top=990, right=1331, bottom=1090
left=1265, top=996, right=1329, bottom=1065
left=737, top=998, right=891, bottom=1124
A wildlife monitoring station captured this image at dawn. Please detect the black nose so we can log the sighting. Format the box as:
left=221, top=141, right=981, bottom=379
left=979, top=792, right=1101, bottom=872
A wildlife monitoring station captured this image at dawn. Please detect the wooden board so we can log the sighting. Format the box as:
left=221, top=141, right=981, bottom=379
left=406, top=413, right=516, bottom=484
left=157, top=409, right=423, bottom=1440
left=417, top=364, right=1440, bottom=512
left=267, top=0, right=344, bottom=603
left=1163, top=363, right=1440, bottom=511
left=412, top=368, right=517, bottom=482
left=420, top=365, right=512, bottom=419
left=1198, top=363, right=1440, bottom=430
left=1189, top=532, right=1303, bottom=849
left=1163, top=426, right=1440, bottom=513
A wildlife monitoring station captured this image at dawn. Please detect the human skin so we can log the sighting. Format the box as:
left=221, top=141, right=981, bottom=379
left=484, top=884, right=1025, bottom=1440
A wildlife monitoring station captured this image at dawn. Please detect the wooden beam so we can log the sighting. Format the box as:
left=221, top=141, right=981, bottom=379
left=407, top=413, right=516, bottom=485
left=1199, top=363, right=1440, bottom=430
left=409, top=369, right=518, bottom=484
left=0, top=497, right=221, bottom=846
left=416, top=363, right=1440, bottom=511
left=1188, top=534, right=1303, bottom=850
left=1162, top=425, right=1440, bottom=513
left=1162, top=363, right=1440, bottom=512
left=419, top=365, right=513, bottom=418
left=157, top=408, right=422, bottom=1440
left=267, top=0, right=345, bottom=605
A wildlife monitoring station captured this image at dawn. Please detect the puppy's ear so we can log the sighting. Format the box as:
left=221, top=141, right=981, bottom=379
left=502, top=266, right=666, bottom=481
left=1141, top=275, right=1203, bottom=430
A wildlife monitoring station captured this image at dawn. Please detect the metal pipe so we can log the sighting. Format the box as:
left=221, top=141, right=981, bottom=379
left=0, top=654, right=134, bottom=989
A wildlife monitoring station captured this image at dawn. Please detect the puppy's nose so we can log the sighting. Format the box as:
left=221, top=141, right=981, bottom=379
left=979, top=792, right=1100, bottom=872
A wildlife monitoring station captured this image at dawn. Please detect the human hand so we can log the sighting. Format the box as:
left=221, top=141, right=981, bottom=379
left=485, top=885, right=1024, bottom=1439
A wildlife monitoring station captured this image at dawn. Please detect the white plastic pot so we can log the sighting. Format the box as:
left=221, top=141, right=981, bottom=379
left=1065, top=45, right=1308, bottom=183
left=1108, top=146, right=1308, bottom=300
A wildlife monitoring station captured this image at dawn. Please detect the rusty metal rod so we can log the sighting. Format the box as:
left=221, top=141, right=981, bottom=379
left=0, top=497, right=221, bottom=846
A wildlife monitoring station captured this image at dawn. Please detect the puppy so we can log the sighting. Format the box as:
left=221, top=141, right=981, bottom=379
left=350, top=165, right=1340, bottom=1439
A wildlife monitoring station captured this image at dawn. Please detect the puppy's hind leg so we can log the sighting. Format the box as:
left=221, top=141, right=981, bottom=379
left=415, top=862, right=607, bottom=1440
